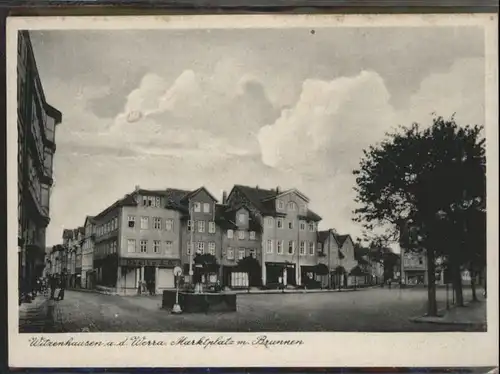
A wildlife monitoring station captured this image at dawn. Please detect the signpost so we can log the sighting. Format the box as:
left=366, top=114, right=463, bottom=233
left=172, top=266, right=183, bottom=314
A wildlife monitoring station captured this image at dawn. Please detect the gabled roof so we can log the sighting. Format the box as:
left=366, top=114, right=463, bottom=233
left=334, top=234, right=351, bottom=247
left=228, top=184, right=321, bottom=221
left=180, top=186, right=218, bottom=203
left=93, top=193, right=138, bottom=220
left=62, top=229, right=74, bottom=240
left=214, top=203, right=262, bottom=232
left=84, top=215, right=95, bottom=226
left=317, top=230, right=331, bottom=244
left=261, top=188, right=310, bottom=203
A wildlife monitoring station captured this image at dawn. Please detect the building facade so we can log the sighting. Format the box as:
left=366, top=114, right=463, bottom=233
left=81, top=216, right=96, bottom=289
left=400, top=247, right=428, bottom=285
left=17, top=30, right=62, bottom=301
left=226, top=185, right=322, bottom=287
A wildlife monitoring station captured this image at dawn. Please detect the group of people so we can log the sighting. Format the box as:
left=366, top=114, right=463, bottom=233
left=137, top=279, right=156, bottom=296
left=47, top=272, right=67, bottom=301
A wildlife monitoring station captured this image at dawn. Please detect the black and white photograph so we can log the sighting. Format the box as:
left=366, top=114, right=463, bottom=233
left=6, top=14, right=498, bottom=368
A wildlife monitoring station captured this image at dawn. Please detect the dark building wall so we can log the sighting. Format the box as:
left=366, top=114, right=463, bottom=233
left=17, top=31, right=62, bottom=298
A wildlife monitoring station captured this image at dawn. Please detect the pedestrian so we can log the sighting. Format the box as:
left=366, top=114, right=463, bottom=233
left=58, top=271, right=67, bottom=301
left=49, top=275, right=57, bottom=300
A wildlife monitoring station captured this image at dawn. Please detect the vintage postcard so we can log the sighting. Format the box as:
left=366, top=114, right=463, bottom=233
left=6, top=14, right=499, bottom=368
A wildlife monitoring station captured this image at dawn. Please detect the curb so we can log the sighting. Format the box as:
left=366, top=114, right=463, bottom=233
left=409, top=301, right=486, bottom=327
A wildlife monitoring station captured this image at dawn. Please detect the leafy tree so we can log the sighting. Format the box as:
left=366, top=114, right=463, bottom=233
left=237, top=256, right=262, bottom=287
left=353, top=116, right=485, bottom=315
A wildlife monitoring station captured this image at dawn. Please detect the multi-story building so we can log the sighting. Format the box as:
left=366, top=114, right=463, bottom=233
left=81, top=216, right=96, bottom=289
left=17, top=30, right=62, bottom=301
left=316, top=230, right=359, bottom=287
left=215, top=200, right=262, bottom=287
left=225, top=185, right=321, bottom=287
left=90, top=186, right=185, bottom=295
left=400, top=247, right=428, bottom=285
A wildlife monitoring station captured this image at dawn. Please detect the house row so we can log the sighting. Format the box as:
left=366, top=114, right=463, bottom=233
left=45, top=184, right=383, bottom=295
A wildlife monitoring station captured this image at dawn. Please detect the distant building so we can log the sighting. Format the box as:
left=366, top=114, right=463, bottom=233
left=17, top=30, right=62, bottom=301
left=81, top=216, right=96, bottom=289
left=400, top=247, right=428, bottom=285
left=225, top=185, right=321, bottom=287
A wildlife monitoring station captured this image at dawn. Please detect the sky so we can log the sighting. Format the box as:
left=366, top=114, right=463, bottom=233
left=29, top=26, right=486, bottom=247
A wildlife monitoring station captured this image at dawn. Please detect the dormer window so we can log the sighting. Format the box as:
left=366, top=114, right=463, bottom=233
left=238, top=213, right=246, bottom=224
left=277, top=200, right=284, bottom=210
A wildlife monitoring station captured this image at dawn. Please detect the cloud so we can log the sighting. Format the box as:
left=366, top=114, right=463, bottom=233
left=404, top=57, right=485, bottom=127
left=257, top=58, right=485, bottom=242
left=107, top=59, right=281, bottom=158
left=258, top=71, right=396, bottom=173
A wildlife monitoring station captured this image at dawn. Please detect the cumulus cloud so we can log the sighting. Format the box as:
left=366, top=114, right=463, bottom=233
left=258, top=71, right=396, bottom=173
left=106, top=59, right=280, bottom=158
left=257, top=58, right=485, bottom=242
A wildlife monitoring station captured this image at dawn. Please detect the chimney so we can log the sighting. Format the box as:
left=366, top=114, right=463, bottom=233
left=222, top=190, right=228, bottom=205
left=135, top=185, right=140, bottom=192
left=276, top=186, right=281, bottom=194
left=256, top=185, right=259, bottom=190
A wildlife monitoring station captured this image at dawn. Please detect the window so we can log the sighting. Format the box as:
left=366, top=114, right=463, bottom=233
left=288, top=220, right=294, bottom=230
left=153, top=217, right=162, bottom=230
left=208, top=221, right=216, bottom=234
left=266, top=240, right=273, bottom=253
left=249, top=231, right=256, bottom=240
left=203, top=203, right=210, bottom=213
left=238, top=230, right=245, bottom=240
left=308, top=222, right=315, bottom=231
left=249, top=249, right=256, bottom=258
left=153, top=240, right=161, bottom=253
left=277, top=200, right=284, bottom=210
left=208, top=242, right=216, bottom=256
left=140, top=217, right=149, bottom=230
left=194, top=202, right=201, bottom=212
left=309, top=242, right=315, bottom=255
left=238, top=213, right=246, bottom=223
left=187, top=220, right=193, bottom=231
left=238, top=249, right=245, bottom=260
left=419, top=258, right=423, bottom=265
left=165, top=241, right=173, bottom=253
left=140, top=240, right=148, bottom=253
left=277, top=240, right=283, bottom=254
left=277, top=218, right=283, bottom=229
left=198, top=220, right=205, bottom=233
left=187, top=242, right=192, bottom=255
left=300, top=241, right=306, bottom=255
left=288, top=241, right=295, bottom=255
left=287, top=202, right=296, bottom=211
left=266, top=217, right=274, bottom=228
left=197, top=242, right=205, bottom=254
left=155, top=196, right=161, bottom=207
left=227, top=248, right=234, bottom=260
left=165, top=219, right=174, bottom=231
left=227, top=229, right=234, bottom=239
left=299, top=220, right=306, bottom=231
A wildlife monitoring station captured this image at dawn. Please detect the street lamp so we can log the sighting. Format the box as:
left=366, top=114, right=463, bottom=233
left=435, top=210, right=449, bottom=309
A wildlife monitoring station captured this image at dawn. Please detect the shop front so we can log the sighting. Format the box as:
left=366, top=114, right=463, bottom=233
left=265, top=262, right=296, bottom=287
left=117, top=258, right=181, bottom=295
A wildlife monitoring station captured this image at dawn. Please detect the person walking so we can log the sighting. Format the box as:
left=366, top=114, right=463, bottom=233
left=49, top=275, right=57, bottom=300
left=58, top=271, right=67, bottom=301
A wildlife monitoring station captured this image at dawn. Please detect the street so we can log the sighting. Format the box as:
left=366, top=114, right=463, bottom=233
left=19, top=287, right=485, bottom=333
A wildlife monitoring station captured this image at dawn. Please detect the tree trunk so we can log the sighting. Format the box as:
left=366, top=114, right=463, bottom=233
left=470, top=267, right=478, bottom=302
left=452, top=261, right=464, bottom=306
left=426, top=249, right=438, bottom=316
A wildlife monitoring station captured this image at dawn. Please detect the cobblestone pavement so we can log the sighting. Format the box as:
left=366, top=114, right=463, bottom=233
left=19, top=287, right=484, bottom=332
